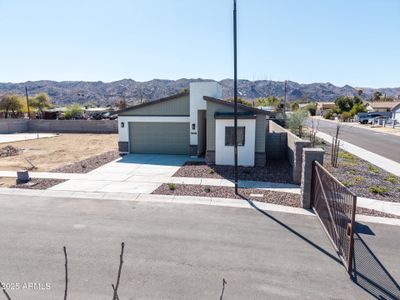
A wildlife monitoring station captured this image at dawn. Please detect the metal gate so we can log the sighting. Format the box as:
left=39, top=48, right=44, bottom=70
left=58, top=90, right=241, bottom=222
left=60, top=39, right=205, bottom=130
left=311, top=161, right=357, bottom=274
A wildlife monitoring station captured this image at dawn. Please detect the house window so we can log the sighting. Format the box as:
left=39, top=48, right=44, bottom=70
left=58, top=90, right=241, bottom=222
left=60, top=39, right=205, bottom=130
left=225, top=126, right=245, bottom=146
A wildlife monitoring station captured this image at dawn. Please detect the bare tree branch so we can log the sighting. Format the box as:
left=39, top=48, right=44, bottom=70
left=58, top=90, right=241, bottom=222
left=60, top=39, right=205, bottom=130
left=112, top=242, right=125, bottom=300
left=0, top=282, right=11, bottom=300
left=219, top=278, right=227, bottom=300
left=111, top=284, right=120, bottom=300
left=63, top=246, right=68, bottom=300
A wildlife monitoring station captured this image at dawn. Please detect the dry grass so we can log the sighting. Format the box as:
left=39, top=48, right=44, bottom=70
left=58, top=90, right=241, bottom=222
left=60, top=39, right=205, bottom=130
left=0, top=134, right=118, bottom=172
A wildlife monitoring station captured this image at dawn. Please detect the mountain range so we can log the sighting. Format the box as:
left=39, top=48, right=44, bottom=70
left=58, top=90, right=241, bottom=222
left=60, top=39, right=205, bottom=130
left=1, top=79, right=399, bottom=106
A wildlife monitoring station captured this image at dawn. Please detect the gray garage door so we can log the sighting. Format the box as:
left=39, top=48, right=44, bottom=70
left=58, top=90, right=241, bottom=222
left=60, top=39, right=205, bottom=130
left=129, top=122, right=190, bottom=154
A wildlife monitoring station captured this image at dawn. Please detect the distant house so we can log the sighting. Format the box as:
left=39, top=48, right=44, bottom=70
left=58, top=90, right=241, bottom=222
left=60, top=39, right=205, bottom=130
left=368, top=101, right=400, bottom=121
left=316, top=102, right=336, bottom=115
left=118, top=82, right=273, bottom=166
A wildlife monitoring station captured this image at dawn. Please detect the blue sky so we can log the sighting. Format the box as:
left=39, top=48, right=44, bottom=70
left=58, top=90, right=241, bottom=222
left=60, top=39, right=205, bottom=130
left=0, top=0, right=399, bottom=88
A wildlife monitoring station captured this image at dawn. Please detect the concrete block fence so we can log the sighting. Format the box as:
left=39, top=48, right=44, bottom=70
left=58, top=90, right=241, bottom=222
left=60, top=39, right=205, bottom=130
left=267, top=121, right=311, bottom=184
left=0, top=119, right=118, bottom=134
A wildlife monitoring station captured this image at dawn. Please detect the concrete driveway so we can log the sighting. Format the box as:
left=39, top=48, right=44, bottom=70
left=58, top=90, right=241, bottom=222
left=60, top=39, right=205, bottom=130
left=49, top=154, right=199, bottom=194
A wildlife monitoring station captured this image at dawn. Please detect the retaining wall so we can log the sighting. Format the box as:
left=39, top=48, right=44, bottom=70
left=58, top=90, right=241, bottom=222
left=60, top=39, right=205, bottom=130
left=0, top=119, right=118, bottom=134
left=267, top=120, right=311, bottom=184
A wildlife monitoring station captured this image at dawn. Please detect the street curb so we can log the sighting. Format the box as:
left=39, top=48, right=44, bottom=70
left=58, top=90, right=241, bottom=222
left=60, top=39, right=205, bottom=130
left=0, top=188, right=399, bottom=226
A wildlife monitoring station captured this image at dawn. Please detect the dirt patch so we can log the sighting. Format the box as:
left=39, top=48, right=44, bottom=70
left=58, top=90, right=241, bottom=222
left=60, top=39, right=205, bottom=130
left=173, top=160, right=293, bottom=183
left=153, top=183, right=301, bottom=207
left=0, top=134, right=118, bottom=172
left=0, top=177, right=18, bottom=187
left=0, top=145, right=20, bottom=158
left=51, top=151, right=120, bottom=173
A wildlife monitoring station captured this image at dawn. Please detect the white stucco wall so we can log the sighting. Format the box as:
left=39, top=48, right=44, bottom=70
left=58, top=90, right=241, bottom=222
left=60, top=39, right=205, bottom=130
left=215, top=119, right=256, bottom=166
left=394, top=107, right=400, bottom=121
left=189, top=82, right=222, bottom=146
left=118, top=116, right=190, bottom=143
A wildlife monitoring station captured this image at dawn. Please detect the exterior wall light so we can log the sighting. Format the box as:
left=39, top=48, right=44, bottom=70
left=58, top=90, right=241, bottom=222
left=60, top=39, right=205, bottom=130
left=121, top=122, right=125, bottom=128
left=192, top=123, right=195, bottom=130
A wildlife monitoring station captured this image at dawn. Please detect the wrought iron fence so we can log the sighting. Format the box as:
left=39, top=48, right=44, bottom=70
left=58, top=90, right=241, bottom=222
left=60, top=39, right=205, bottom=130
left=311, top=161, right=357, bottom=274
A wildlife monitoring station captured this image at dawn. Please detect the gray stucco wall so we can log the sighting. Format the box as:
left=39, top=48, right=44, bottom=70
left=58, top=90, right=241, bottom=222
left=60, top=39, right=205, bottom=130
left=119, top=94, right=190, bottom=116
left=0, top=119, right=117, bottom=134
left=0, top=119, right=28, bottom=133
left=206, top=101, right=265, bottom=152
left=268, top=121, right=311, bottom=184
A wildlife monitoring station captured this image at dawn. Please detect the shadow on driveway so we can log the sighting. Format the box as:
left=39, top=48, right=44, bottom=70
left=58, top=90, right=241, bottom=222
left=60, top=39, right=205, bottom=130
left=115, top=154, right=203, bottom=167
left=238, top=193, right=400, bottom=299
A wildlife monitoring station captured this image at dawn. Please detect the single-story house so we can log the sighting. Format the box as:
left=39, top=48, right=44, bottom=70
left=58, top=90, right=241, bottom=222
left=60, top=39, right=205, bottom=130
left=367, top=101, right=400, bottom=121
left=118, top=82, right=271, bottom=166
left=316, top=102, right=336, bottom=115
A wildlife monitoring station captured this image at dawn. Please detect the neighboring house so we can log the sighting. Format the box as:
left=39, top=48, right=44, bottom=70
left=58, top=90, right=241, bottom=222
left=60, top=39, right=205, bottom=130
left=118, top=82, right=271, bottom=166
left=316, top=102, right=335, bottom=115
left=367, top=101, right=400, bottom=121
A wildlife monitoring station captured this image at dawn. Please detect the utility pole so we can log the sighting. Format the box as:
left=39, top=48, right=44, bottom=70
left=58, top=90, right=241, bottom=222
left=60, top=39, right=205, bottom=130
left=284, top=80, right=288, bottom=117
left=233, top=0, right=238, bottom=194
left=25, top=86, right=31, bottom=119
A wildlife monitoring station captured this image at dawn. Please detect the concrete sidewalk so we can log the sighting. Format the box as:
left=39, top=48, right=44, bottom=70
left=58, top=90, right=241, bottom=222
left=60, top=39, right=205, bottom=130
left=0, top=171, right=301, bottom=194
left=0, top=187, right=398, bottom=226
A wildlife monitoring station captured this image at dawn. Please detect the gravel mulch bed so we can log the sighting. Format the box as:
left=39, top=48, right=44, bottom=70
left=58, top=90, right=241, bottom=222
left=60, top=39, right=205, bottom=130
left=152, top=183, right=301, bottom=207
left=317, top=140, right=400, bottom=203
left=11, top=178, right=66, bottom=190
left=153, top=183, right=400, bottom=219
left=50, top=151, right=120, bottom=173
left=172, top=159, right=293, bottom=183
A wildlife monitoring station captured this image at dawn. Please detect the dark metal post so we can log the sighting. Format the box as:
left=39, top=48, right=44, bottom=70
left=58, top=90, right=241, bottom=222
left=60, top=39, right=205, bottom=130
left=233, top=0, right=238, bottom=194
left=25, top=86, right=31, bottom=119
left=284, top=80, right=287, bottom=117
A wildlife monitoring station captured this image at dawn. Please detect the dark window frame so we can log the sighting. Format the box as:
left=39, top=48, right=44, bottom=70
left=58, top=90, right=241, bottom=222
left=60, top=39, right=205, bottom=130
left=225, top=126, right=245, bottom=146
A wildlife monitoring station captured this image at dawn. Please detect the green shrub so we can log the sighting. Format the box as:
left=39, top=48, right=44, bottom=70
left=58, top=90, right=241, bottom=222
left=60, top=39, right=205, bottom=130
left=323, top=109, right=334, bottom=119
left=397, top=187, right=400, bottom=192
left=209, top=169, right=215, bottom=174
left=204, top=187, right=211, bottom=193
left=341, top=111, right=352, bottom=121
left=368, top=164, right=380, bottom=174
left=338, top=152, right=357, bottom=161
left=354, top=176, right=365, bottom=182
left=167, top=183, right=176, bottom=191
left=347, top=169, right=357, bottom=175
left=385, top=174, right=399, bottom=184
left=342, top=181, right=353, bottom=187
left=369, top=186, right=389, bottom=195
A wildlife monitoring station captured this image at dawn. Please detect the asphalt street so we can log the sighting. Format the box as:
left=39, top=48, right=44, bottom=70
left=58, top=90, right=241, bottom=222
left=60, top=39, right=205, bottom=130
left=311, top=119, right=400, bottom=163
left=0, top=195, right=399, bottom=299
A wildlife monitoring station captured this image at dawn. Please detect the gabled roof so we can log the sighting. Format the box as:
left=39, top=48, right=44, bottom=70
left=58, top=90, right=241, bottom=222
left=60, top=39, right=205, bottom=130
left=117, top=91, right=189, bottom=114
left=203, top=96, right=270, bottom=115
left=369, top=101, right=400, bottom=111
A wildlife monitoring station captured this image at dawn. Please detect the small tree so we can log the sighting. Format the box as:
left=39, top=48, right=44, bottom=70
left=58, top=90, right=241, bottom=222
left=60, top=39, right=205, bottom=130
left=335, top=96, right=354, bottom=112
left=0, top=94, right=23, bottom=118
left=291, top=102, right=300, bottom=111
left=226, top=97, right=252, bottom=106
left=117, top=99, right=128, bottom=110
left=305, top=103, right=317, bottom=116
left=64, top=103, right=84, bottom=119
left=31, top=93, right=51, bottom=117
left=286, top=110, right=308, bottom=137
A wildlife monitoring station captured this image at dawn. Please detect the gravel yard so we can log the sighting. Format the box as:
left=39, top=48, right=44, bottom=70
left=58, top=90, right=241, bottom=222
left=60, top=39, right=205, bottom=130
left=0, top=178, right=66, bottom=189
left=318, top=141, right=400, bottom=202
left=173, top=159, right=293, bottom=183
left=153, top=183, right=399, bottom=219
left=153, top=183, right=300, bottom=206
left=50, top=150, right=120, bottom=173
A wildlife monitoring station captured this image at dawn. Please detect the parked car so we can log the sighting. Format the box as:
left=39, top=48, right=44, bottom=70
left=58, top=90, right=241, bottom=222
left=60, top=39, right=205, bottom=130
left=370, top=116, right=389, bottom=125
left=358, top=112, right=387, bottom=124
